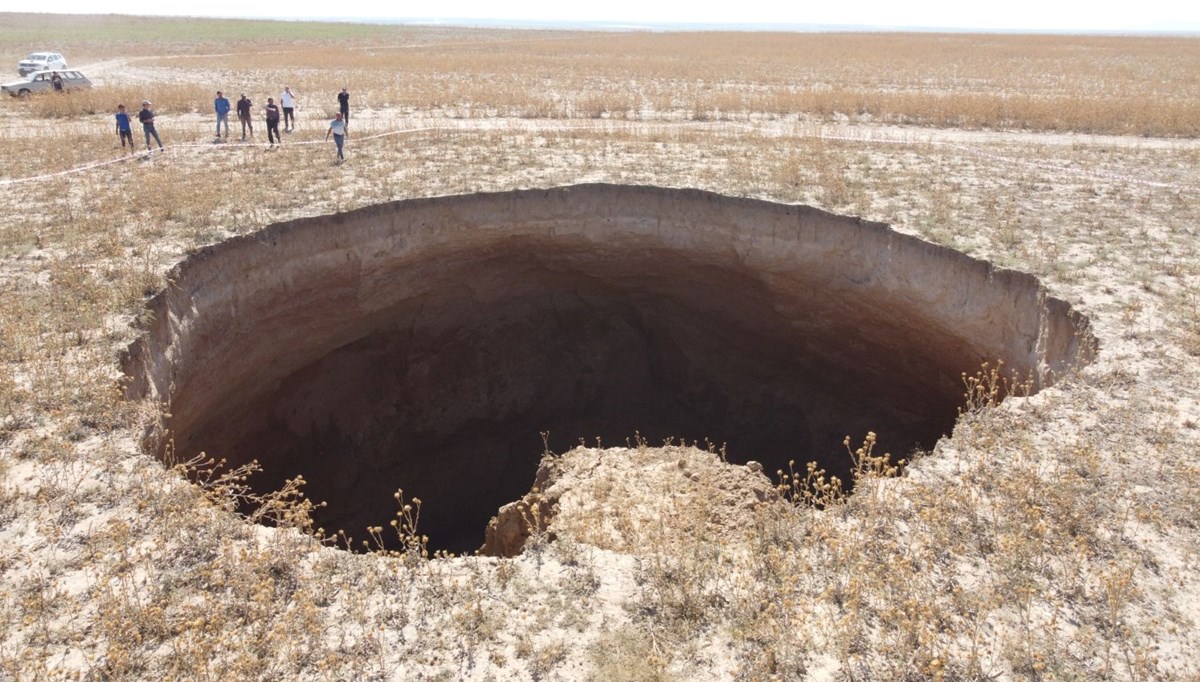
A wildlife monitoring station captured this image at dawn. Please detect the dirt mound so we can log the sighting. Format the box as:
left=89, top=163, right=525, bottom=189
left=483, top=445, right=778, bottom=557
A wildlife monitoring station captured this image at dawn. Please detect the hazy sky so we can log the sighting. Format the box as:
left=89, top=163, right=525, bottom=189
left=37, top=0, right=1200, bottom=32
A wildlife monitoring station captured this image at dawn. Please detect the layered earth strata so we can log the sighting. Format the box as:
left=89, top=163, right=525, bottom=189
left=123, top=184, right=1093, bottom=552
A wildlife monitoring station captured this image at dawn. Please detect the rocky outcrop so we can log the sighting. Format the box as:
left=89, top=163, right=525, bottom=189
left=482, top=458, right=558, bottom=557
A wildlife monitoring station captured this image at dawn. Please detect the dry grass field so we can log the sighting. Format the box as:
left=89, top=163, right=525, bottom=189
left=1, top=12, right=1200, bottom=681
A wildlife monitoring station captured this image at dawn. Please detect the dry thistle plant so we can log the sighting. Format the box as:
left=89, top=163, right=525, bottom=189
left=958, top=359, right=1037, bottom=415
left=359, top=489, right=430, bottom=563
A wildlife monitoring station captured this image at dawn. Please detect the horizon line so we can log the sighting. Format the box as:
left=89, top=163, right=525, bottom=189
left=8, top=11, right=1200, bottom=36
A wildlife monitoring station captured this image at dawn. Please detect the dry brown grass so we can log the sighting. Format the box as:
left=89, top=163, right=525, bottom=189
left=4, top=14, right=1199, bottom=134
left=120, top=31, right=1200, bottom=136
left=1, top=13, right=1199, bottom=682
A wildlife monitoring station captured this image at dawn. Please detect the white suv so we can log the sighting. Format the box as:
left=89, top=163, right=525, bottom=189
left=18, top=52, right=67, bottom=77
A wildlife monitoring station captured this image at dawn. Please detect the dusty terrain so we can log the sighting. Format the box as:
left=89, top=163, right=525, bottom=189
left=1, top=14, right=1200, bottom=681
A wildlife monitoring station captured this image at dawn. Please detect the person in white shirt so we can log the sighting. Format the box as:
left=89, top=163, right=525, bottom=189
left=281, top=86, right=297, bottom=132
left=325, top=111, right=347, bottom=164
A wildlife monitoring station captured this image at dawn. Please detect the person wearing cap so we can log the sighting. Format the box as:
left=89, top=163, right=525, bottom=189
left=236, top=94, right=253, bottom=141
left=281, top=86, right=297, bottom=132
left=214, top=90, right=231, bottom=140
left=138, top=100, right=164, bottom=153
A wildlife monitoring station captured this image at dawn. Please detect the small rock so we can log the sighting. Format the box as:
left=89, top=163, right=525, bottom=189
left=745, top=461, right=763, bottom=473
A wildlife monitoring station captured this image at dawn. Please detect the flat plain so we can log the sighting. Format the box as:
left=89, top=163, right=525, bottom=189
left=1, top=12, right=1200, bottom=681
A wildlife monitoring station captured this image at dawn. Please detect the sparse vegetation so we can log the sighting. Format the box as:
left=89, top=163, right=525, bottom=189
left=4, top=14, right=1200, bottom=135
left=0, top=13, right=1198, bottom=681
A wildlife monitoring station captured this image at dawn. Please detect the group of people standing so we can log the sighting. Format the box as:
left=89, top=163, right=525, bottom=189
left=215, top=87, right=350, bottom=162
left=113, top=86, right=353, bottom=164
left=215, top=87, right=302, bottom=146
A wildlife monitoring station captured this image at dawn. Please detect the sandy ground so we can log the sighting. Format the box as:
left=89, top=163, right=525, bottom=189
left=1, top=47, right=1199, bottom=680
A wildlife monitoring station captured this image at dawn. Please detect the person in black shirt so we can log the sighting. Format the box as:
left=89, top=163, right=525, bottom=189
left=138, top=100, right=164, bottom=153
left=337, top=88, right=350, bottom=124
left=265, top=97, right=281, bottom=146
left=237, top=94, right=253, bottom=141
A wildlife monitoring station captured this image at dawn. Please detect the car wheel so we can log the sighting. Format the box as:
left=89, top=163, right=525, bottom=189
left=17, top=89, right=30, bottom=98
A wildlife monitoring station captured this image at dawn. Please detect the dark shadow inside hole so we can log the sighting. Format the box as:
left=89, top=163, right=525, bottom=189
left=182, top=248, right=965, bottom=554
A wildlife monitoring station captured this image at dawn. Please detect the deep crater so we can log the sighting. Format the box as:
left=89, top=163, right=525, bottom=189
left=123, top=184, right=1093, bottom=553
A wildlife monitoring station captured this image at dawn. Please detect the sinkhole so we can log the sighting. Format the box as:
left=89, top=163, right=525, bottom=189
left=122, top=184, right=1094, bottom=554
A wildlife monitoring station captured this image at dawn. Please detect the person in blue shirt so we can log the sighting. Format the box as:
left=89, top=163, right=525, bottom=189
left=114, top=104, right=134, bottom=156
left=214, top=90, right=231, bottom=140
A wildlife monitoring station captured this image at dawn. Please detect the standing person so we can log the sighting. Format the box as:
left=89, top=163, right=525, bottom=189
left=213, top=90, right=231, bottom=141
left=281, top=86, right=297, bottom=132
left=138, top=100, right=164, bottom=153
left=114, top=103, right=134, bottom=155
left=51, top=71, right=64, bottom=92
left=236, top=94, right=253, bottom=141
left=325, top=111, right=347, bottom=165
left=264, top=97, right=281, bottom=147
left=337, top=87, right=350, bottom=124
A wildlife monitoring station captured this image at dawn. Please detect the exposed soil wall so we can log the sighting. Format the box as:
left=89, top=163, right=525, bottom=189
left=123, top=184, right=1093, bottom=551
